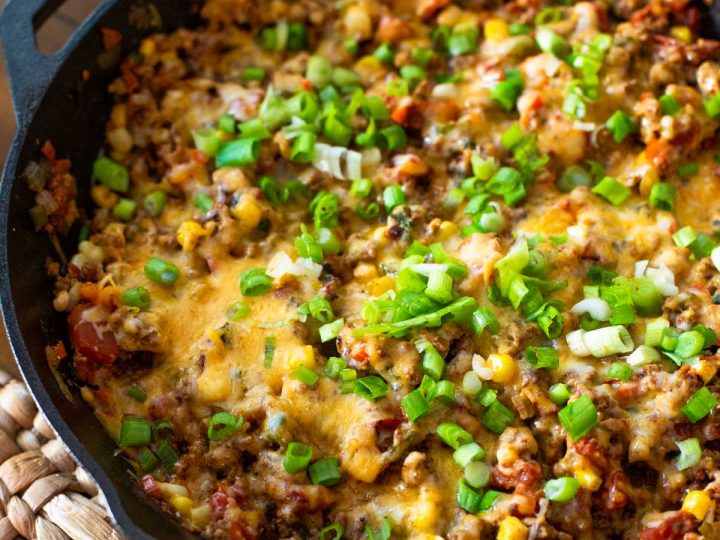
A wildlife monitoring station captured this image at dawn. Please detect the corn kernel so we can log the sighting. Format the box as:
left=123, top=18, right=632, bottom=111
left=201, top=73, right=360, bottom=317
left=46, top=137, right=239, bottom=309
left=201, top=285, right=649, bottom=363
left=670, top=26, right=692, bottom=44
left=369, top=276, right=395, bottom=296
left=231, top=195, right=262, bottom=230
left=157, top=482, right=189, bottom=498
left=176, top=221, right=206, bottom=252
left=98, top=286, right=120, bottom=308
left=354, top=263, right=379, bottom=283
left=488, top=353, right=517, bottom=384
left=170, top=495, right=194, bottom=517
left=110, top=104, right=127, bottom=128
left=683, top=490, right=714, bottom=521
left=498, top=516, right=528, bottom=540
left=575, top=468, right=602, bottom=492
left=371, top=226, right=390, bottom=247
left=91, top=185, right=119, bottom=209
left=437, top=220, right=460, bottom=241
left=288, top=345, right=316, bottom=371
left=139, top=38, right=156, bottom=57
left=411, top=486, right=442, bottom=530
left=692, top=359, right=717, bottom=384
left=190, top=504, right=212, bottom=528
left=484, top=18, right=509, bottom=42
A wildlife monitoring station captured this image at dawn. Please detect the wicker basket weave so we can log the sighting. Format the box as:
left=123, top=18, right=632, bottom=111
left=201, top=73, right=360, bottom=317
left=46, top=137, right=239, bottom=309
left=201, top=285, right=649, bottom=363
left=0, top=369, right=122, bottom=540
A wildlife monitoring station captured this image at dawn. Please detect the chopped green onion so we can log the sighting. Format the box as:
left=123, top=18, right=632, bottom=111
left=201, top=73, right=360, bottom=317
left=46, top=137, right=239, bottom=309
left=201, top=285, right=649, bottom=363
left=661, top=327, right=680, bottom=351
left=677, top=162, right=699, bottom=178
left=537, top=304, right=564, bottom=339
left=377, top=125, right=407, bottom=151
left=310, top=191, right=340, bottom=229
left=152, top=419, right=174, bottom=440
left=144, top=257, right=180, bottom=286
left=704, top=92, right=720, bottom=119
left=207, top=411, right=243, bottom=441
left=509, top=23, right=532, bottom=36
left=331, top=67, right=361, bottom=88
left=136, top=448, right=158, bottom=472
left=673, top=226, right=696, bottom=248
left=549, top=383, right=571, bottom=405
left=536, top=28, right=566, bottom=57
left=417, top=340, right=445, bottom=380
left=605, top=110, right=636, bottom=143
left=226, top=301, right=251, bottom=322
left=453, top=442, right=486, bottom=467
left=557, top=165, right=593, bottom=193
left=291, top=133, right=317, bottom=164
left=456, top=479, right=482, bottom=512
left=287, top=22, right=307, bottom=51
left=675, top=330, right=705, bottom=359
left=93, top=156, right=129, bottom=192
left=448, top=27, right=479, bottom=56
left=319, top=318, right=344, bottom=342
left=582, top=325, right=634, bottom=357
left=626, top=344, right=660, bottom=367
left=284, top=442, right=313, bottom=473
left=425, top=270, right=453, bottom=304
left=321, top=523, right=345, bottom=540
left=689, top=233, right=716, bottom=259
left=400, top=65, right=426, bottom=88
left=464, top=460, right=490, bottom=489
left=340, top=368, right=357, bottom=394
left=482, top=399, right=515, bottom=434
left=218, top=113, right=235, bottom=133
left=350, top=178, right=373, bottom=198
left=373, top=42, right=395, bottom=65
left=315, top=227, right=341, bottom=254
left=113, top=198, right=136, bottom=221
left=119, top=417, right=152, bottom=447
left=192, top=128, right=221, bottom=157
left=215, top=138, right=260, bottom=167
left=386, top=78, right=409, bottom=97
left=682, top=387, right=717, bottom=423
left=308, top=457, right=342, bottom=486
left=659, top=94, right=681, bottom=116
left=428, top=380, right=455, bottom=404
left=194, top=192, right=214, bottom=213
left=592, top=176, right=631, bottom=206
left=292, top=365, right=319, bottom=386
left=402, top=388, right=430, bottom=422
left=355, top=202, right=380, bottom=220
left=524, top=346, right=559, bottom=369
left=471, top=307, right=500, bottom=335
left=490, top=70, right=523, bottom=112
left=238, top=268, right=272, bottom=296
left=362, top=96, right=389, bottom=121
left=243, top=66, right=266, bottom=81
left=263, top=335, right=276, bottom=368
left=606, top=362, right=633, bottom=382
left=411, top=47, right=434, bottom=66
left=675, top=438, right=702, bottom=471
left=122, top=286, right=150, bottom=310
left=365, top=519, right=392, bottom=540
left=128, top=385, right=146, bottom=403
left=558, top=395, right=598, bottom=441
left=343, top=38, right=359, bottom=56
left=649, top=182, right=676, bottom=211
left=239, top=118, right=271, bottom=140
left=535, top=6, right=563, bottom=24
left=437, top=422, right=473, bottom=449
left=354, top=375, right=388, bottom=401
left=306, top=56, right=332, bottom=88
left=693, top=324, right=717, bottom=348
left=479, top=490, right=502, bottom=511
left=324, top=357, right=346, bottom=379
left=143, top=190, right=167, bottom=217
left=155, top=441, right=178, bottom=473
left=544, top=477, right=580, bottom=502
left=383, top=185, right=405, bottom=212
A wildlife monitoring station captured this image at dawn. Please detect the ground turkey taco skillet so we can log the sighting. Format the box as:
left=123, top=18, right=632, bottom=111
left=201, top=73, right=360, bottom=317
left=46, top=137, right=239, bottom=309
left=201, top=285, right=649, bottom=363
left=24, top=0, right=720, bottom=537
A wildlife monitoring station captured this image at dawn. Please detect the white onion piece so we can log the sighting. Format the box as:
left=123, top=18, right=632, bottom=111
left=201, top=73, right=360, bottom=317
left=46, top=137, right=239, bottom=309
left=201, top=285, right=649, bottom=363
left=432, top=83, right=459, bottom=99
left=345, top=150, right=362, bottom=181
left=566, top=329, right=590, bottom=357
left=266, top=251, right=295, bottom=278
left=293, top=257, right=323, bottom=279
left=570, top=298, right=611, bottom=321
left=471, top=354, right=493, bottom=380
left=634, top=260, right=649, bottom=278
left=713, top=246, right=720, bottom=272
left=626, top=345, right=660, bottom=367
left=462, top=371, right=483, bottom=395
left=583, top=325, right=634, bottom=358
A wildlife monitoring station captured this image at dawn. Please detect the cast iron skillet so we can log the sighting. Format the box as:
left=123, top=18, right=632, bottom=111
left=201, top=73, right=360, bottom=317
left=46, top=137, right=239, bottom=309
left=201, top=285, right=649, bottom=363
left=3, top=2, right=720, bottom=539
left=0, top=1, right=201, bottom=538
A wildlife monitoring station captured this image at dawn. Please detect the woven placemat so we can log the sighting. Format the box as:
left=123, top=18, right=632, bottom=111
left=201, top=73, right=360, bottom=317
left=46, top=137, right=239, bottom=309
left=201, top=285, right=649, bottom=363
left=0, top=368, right=122, bottom=540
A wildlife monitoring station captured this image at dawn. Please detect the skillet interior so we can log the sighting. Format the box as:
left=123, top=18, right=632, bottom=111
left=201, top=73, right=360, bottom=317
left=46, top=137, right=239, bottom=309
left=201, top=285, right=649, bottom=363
left=3, top=1, right=720, bottom=539
left=0, top=1, right=200, bottom=538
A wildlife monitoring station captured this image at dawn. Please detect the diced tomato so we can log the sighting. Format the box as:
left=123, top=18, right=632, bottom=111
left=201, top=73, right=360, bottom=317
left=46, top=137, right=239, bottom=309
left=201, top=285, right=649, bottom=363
left=140, top=474, right=163, bottom=500
left=101, top=27, right=123, bottom=50
left=191, top=149, right=209, bottom=164
left=67, top=304, right=120, bottom=364
left=211, top=489, right=230, bottom=521
left=41, top=140, right=57, bottom=162
left=639, top=511, right=697, bottom=540
left=53, top=341, right=67, bottom=360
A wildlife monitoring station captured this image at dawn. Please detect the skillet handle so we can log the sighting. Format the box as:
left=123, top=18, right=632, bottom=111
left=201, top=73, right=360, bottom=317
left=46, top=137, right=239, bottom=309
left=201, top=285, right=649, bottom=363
left=0, top=0, right=69, bottom=127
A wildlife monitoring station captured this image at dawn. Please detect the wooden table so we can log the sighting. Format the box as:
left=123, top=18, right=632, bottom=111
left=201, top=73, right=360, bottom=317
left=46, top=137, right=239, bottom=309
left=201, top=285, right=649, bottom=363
left=0, top=0, right=101, bottom=375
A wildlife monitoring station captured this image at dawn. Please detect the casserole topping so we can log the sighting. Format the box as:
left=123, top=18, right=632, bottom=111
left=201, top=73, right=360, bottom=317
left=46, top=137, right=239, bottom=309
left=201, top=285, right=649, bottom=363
left=42, top=0, right=720, bottom=537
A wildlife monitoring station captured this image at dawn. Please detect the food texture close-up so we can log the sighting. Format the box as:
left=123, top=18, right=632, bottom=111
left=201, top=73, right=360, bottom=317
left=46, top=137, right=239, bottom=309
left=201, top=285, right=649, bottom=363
left=24, top=0, right=720, bottom=537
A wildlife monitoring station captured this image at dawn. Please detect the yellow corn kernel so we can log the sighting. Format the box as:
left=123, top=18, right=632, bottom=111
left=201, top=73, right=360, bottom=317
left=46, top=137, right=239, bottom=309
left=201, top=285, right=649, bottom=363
left=139, top=38, right=156, bottom=57
left=91, top=185, right=119, bottom=209
left=484, top=18, right=509, bottom=42
left=575, top=468, right=602, bottom=492
left=197, top=363, right=232, bottom=402
left=354, top=263, right=379, bottom=283
left=110, top=104, right=127, bottom=128
left=288, top=345, right=316, bottom=371
left=683, top=490, right=714, bottom=521
left=411, top=486, right=442, bottom=531
left=498, top=516, right=528, bottom=540
left=157, top=482, right=189, bottom=499
left=369, top=276, right=395, bottom=296
left=176, top=221, right=206, bottom=252
left=231, top=195, right=262, bottom=230
left=437, top=221, right=460, bottom=241
left=670, top=26, right=692, bottom=44
left=170, top=495, right=194, bottom=517
left=692, top=359, right=717, bottom=384
left=354, top=56, right=385, bottom=80
left=371, top=226, right=390, bottom=247
left=488, top=353, right=517, bottom=384
left=191, top=504, right=212, bottom=528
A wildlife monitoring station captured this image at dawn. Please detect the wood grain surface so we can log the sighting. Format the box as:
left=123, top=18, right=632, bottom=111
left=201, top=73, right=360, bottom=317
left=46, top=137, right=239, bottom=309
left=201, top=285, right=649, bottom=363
left=0, top=0, right=101, bottom=375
